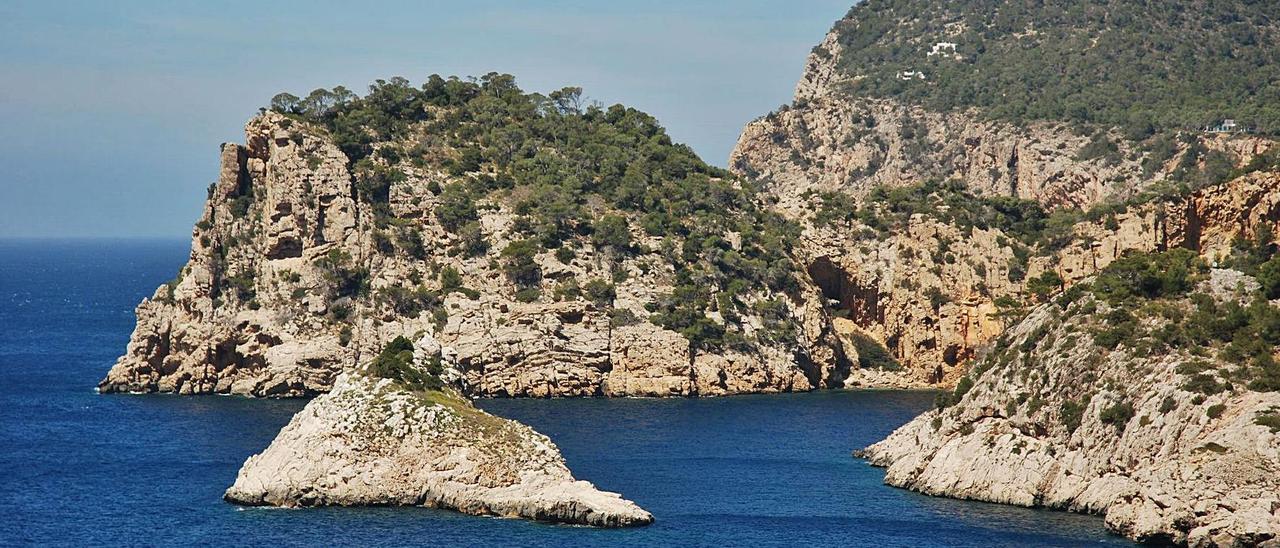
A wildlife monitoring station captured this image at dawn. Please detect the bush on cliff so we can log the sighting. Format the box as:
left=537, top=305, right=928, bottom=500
left=367, top=336, right=444, bottom=392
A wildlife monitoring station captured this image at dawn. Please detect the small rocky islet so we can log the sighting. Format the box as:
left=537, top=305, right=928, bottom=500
left=225, top=338, right=651, bottom=527
left=101, top=0, right=1280, bottom=542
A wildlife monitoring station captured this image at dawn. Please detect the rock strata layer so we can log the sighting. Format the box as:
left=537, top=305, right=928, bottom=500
left=225, top=372, right=653, bottom=527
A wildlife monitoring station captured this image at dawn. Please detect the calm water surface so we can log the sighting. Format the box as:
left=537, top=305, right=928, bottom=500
left=0, top=239, right=1132, bottom=546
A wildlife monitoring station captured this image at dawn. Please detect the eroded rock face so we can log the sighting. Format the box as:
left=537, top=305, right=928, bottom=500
left=860, top=284, right=1280, bottom=546
left=727, top=21, right=1280, bottom=388
left=803, top=174, right=1280, bottom=386
left=100, top=112, right=857, bottom=397
left=224, top=372, right=653, bottom=527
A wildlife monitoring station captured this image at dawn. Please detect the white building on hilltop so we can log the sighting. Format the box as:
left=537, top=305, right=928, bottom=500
left=1206, top=119, right=1243, bottom=133
left=928, top=42, right=959, bottom=57
left=898, top=70, right=926, bottom=81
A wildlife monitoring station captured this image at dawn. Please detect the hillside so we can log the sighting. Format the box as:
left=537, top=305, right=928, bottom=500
left=826, top=0, right=1280, bottom=135
left=861, top=249, right=1280, bottom=545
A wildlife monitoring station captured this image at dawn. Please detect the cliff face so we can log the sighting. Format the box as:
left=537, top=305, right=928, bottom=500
left=225, top=371, right=653, bottom=527
left=100, top=118, right=362, bottom=396
left=730, top=23, right=1280, bottom=387
left=860, top=271, right=1280, bottom=546
left=100, top=111, right=859, bottom=398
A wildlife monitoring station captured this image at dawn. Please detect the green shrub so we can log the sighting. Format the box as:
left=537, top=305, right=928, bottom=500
left=1206, top=403, right=1226, bottom=419
left=501, top=239, right=542, bottom=288
left=1256, top=411, right=1280, bottom=433
left=851, top=332, right=900, bottom=370
left=366, top=336, right=443, bottom=391
left=937, top=377, right=974, bottom=409
left=591, top=214, right=632, bottom=250
left=1060, top=396, right=1091, bottom=434
left=224, top=272, right=256, bottom=301
left=229, top=195, right=252, bottom=218
left=316, top=249, right=370, bottom=298
left=514, top=287, right=541, bottom=303
left=1099, top=400, right=1135, bottom=432
left=1182, top=373, right=1227, bottom=395
left=435, top=183, right=478, bottom=232
left=583, top=279, right=615, bottom=306
left=1091, top=249, right=1204, bottom=305
left=924, top=287, right=948, bottom=310
left=1028, top=270, right=1064, bottom=301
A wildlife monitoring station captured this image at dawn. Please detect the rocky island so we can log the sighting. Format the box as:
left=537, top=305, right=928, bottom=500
left=225, top=336, right=652, bottom=527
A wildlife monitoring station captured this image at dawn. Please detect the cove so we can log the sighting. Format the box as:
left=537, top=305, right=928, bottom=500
left=0, top=240, right=1130, bottom=546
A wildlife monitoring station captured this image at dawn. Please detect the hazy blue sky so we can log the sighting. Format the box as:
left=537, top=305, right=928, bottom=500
left=0, top=0, right=851, bottom=238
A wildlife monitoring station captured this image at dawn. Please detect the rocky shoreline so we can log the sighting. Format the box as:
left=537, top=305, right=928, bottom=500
left=859, top=269, right=1280, bottom=546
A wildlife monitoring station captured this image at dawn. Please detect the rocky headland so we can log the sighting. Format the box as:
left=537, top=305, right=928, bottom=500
left=743, top=1, right=1280, bottom=544
left=98, top=94, right=853, bottom=398
left=860, top=265, right=1280, bottom=545
left=728, top=8, right=1280, bottom=388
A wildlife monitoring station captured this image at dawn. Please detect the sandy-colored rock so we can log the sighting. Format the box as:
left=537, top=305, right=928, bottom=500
left=861, top=285, right=1280, bottom=546
left=225, top=372, right=653, bottom=527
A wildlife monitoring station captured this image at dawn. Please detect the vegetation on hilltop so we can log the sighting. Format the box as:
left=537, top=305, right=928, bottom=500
left=828, top=0, right=1280, bottom=136
left=266, top=74, right=803, bottom=352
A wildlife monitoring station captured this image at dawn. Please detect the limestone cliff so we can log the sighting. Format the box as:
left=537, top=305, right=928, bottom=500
left=861, top=268, right=1280, bottom=545
left=225, top=371, right=653, bottom=527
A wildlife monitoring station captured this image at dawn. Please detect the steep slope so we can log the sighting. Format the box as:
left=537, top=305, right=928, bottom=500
left=861, top=251, right=1280, bottom=545
left=731, top=0, right=1280, bottom=386
left=100, top=75, right=861, bottom=398
left=225, top=339, right=652, bottom=527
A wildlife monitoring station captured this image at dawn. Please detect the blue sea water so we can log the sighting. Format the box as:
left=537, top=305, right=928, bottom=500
left=0, top=239, right=1133, bottom=547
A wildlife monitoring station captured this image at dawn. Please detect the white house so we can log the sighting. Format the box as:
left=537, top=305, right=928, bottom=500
left=898, top=70, right=926, bottom=80
left=1207, top=119, right=1240, bottom=133
left=928, top=42, right=959, bottom=57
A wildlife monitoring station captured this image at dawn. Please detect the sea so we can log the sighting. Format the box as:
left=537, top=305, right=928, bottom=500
left=0, top=239, right=1132, bottom=547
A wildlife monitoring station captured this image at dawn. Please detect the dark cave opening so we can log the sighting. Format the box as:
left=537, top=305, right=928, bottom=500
left=807, top=256, right=880, bottom=325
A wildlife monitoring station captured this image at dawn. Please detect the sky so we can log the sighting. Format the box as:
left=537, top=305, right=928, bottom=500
left=0, top=0, right=852, bottom=238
